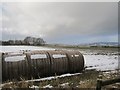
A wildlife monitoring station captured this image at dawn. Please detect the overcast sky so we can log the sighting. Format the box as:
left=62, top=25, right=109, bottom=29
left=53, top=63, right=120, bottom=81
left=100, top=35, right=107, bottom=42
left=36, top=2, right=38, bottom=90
left=0, top=2, right=118, bottom=44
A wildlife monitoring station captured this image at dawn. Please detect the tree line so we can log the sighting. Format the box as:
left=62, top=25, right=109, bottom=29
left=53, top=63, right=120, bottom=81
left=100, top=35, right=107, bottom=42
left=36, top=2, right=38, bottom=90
left=0, top=36, right=46, bottom=46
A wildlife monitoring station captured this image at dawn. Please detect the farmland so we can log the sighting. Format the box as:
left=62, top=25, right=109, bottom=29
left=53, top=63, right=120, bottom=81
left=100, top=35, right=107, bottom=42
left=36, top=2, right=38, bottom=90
left=0, top=45, right=119, bottom=89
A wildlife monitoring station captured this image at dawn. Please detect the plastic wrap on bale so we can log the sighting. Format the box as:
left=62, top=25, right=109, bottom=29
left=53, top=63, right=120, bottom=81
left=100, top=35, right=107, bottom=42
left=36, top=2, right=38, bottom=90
left=2, top=50, right=84, bottom=82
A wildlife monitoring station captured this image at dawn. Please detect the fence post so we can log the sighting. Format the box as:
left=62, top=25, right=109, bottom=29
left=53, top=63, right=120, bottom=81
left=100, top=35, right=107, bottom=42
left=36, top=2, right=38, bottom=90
left=25, top=53, right=31, bottom=80
left=96, top=79, right=102, bottom=90
left=0, top=53, right=2, bottom=84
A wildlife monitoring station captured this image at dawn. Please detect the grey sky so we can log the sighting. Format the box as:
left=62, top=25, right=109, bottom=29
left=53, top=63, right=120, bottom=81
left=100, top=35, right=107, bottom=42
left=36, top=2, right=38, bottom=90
left=0, top=2, right=118, bottom=44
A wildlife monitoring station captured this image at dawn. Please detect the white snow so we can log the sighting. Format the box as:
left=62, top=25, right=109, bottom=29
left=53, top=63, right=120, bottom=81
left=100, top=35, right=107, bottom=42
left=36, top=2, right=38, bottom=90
left=0, top=82, right=13, bottom=89
left=59, top=82, right=69, bottom=87
left=52, top=54, right=66, bottom=58
left=84, top=55, right=118, bottom=71
left=5, top=55, right=26, bottom=62
left=30, top=85, right=39, bottom=88
left=27, top=73, right=82, bottom=82
left=42, top=84, right=53, bottom=88
left=0, top=46, right=54, bottom=52
left=5, top=52, right=24, bottom=55
left=31, top=54, right=47, bottom=59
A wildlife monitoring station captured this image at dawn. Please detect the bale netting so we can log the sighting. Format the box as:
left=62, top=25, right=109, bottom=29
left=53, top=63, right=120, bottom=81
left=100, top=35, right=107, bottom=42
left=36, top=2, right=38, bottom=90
left=2, top=50, right=84, bottom=82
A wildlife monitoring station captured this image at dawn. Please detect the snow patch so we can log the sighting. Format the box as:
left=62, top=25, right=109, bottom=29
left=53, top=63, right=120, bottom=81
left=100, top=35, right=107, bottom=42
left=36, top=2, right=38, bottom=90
left=52, top=54, right=66, bottom=58
left=59, top=82, right=69, bottom=87
left=84, top=55, right=118, bottom=71
left=5, top=55, right=26, bottom=62
left=31, top=54, right=47, bottom=59
left=43, top=84, right=53, bottom=88
left=27, top=73, right=82, bottom=82
left=30, top=85, right=39, bottom=88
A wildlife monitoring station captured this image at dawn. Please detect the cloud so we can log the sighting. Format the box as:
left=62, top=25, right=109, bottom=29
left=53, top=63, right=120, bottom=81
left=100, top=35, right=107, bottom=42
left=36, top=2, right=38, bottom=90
left=1, top=2, right=118, bottom=44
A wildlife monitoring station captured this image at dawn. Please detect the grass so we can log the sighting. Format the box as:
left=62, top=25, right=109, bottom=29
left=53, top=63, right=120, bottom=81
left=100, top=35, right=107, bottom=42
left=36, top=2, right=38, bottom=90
left=1, top=70, right=99, bottom=88
left=1, top=70, right=120, bottom=89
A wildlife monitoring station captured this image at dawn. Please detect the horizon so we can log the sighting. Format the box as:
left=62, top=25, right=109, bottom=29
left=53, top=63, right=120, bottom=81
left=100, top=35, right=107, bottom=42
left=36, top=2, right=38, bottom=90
left=0, top=37, right=118, bottom=46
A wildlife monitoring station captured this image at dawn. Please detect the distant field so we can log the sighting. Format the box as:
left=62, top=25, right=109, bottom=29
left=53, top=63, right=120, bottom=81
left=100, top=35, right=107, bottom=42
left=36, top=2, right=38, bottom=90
left=45, top=44, right=119, bottom=51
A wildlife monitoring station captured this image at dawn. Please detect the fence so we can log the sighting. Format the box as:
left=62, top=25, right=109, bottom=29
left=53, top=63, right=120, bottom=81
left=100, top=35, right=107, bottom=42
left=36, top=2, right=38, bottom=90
left=2, top=50, right=84, bottom=82
left=0, top=53, right=2, bottom=84
left=96, top=77, right=120, bottom=90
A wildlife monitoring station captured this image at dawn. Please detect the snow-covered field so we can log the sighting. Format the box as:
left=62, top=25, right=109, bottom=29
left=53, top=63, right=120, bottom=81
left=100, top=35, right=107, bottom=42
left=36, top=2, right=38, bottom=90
left=0, top=46, right=54, bottom=52
left=0, top=46, right=119, bottom=89
left=77, top=49, right=119, bottom=71
left=0, top=46, right=119, bottom=71
left=83, top=52, right=118, bottom=71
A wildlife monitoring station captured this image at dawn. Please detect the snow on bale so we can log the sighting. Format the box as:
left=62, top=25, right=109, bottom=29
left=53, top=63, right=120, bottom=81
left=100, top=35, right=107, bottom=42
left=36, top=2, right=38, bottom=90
left=2, top=50, right=84, bottom=82
left=5, top=55, right=26, bottom=62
